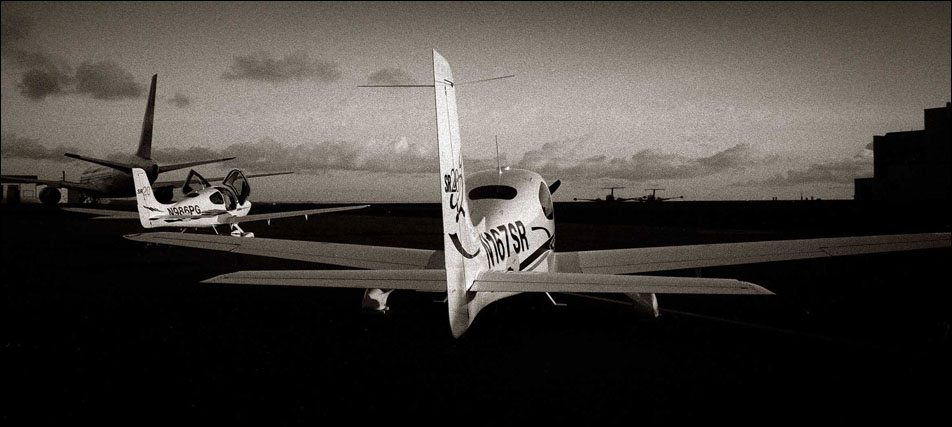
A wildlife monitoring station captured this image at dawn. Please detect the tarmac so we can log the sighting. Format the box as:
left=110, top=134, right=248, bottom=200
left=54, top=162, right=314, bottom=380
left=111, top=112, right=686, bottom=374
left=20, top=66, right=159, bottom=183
left=3, top=201, right=949, bottom=423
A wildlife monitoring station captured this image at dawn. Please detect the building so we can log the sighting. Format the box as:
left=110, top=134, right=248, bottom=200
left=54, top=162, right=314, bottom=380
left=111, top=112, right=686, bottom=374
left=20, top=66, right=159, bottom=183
left=855, top=102, right=951, bottom=201
left=1, top=176, right=74, bottom=204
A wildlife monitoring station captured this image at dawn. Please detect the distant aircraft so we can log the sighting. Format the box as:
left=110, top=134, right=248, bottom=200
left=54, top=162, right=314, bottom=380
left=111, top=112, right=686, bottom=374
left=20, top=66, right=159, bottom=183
left=638, top=188, right=683, bottom=203
left=67, top=168, right=368, bottom=237
left=573, top=187, right=639, bottom=202
left=125, top=50, right=950, bottom=338
left=1, top=75, right=234, bottom=204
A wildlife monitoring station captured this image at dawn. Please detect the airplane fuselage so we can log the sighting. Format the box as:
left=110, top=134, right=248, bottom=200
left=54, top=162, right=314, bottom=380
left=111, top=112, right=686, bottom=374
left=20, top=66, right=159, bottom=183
left=78, top=156, right=159, bottom=198
left=442, top=167, right=558, bottom=335
left=140, top=186, right=250, bottom=228
left=466, top=169, right=556, bottom=275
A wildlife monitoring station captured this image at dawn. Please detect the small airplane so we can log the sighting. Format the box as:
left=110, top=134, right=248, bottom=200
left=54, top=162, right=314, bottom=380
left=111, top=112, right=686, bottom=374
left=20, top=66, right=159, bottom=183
left=1, top=74, right=234, bottom=204
left=573, top=186, right=638, bottom=202
left=638, top=188, right=683, bottom=203
left=125, top=50, right=950, bottom=338
left=69, top=168, right=368, bottom=237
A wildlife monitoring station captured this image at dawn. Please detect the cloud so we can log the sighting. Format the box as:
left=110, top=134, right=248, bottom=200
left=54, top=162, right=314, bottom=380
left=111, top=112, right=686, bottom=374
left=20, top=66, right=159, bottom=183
left=141, top=137, right=438, bottom=174
left=0, top=133, right=76, bottom=162
left=73, top=60, right=143, bottom=100
left=517, top=136, right=755, bottom=181
left=18, top=66, right=71, bottom=99
left=367, top=68, right=414, bottom=85
left=226, top=137, right=437, bottom=173
left=2, top=22, right=75, bottom=100
left=63, top=132, right=754, bottom=180
left=168, top=92, right=190, bottom=108
left=221, top=50, right=341, bottom=83
left=736, top=150, right=873, bottom=187
left=12, top=57, right=143, bottom=101
left=2, top=15, right=144, bottom=101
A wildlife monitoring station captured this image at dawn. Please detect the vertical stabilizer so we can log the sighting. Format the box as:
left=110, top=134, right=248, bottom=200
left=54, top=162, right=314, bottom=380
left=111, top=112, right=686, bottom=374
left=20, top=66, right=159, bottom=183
left=132, top=167, right=167, bottom=228
left=136, top=74, right=157, bottom=159
left=433, top=50, right=483, bottom=337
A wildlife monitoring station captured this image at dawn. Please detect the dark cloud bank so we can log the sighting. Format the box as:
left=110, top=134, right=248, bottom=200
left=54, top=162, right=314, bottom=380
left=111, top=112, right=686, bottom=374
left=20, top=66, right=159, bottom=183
left=0, top=133, right=76, bottom=162
left=2, top=15, right=144, bottom=101
left=221, top=50, right=341, bottom=83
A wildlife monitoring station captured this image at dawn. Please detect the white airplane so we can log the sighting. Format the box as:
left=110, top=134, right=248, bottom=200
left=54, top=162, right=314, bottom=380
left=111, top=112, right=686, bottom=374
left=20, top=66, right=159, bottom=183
left=1, top=74, right=234, bottom=204
left=72, top=167, right=368, bottom=237
left=125, top=50, right=950, bottom=338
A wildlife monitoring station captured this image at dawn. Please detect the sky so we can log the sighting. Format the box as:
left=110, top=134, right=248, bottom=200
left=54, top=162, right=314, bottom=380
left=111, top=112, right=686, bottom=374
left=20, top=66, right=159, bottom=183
left=2, top=1, right=949, bottom=202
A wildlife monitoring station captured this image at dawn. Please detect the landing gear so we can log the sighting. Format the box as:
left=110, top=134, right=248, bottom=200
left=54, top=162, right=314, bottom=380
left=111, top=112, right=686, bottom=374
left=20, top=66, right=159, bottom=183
left=229, top=224, right=254, bottom=238
left=624, top=292, right=660, bottom=318
left=81, top=194, right=101, bottom=204
left=361, top=288, right=394, bottom=314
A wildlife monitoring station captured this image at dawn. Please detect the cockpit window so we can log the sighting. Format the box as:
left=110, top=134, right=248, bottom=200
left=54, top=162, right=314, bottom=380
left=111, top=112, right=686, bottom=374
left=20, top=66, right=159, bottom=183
left=216, top=186, right=237, bottom=210
left=209, top=191, right=224, bottom=205
left=222, top=169, right=250, bottom=204
left=468, top=185, right=517, bottom=200
left=539, top=182, right=554, bottom=219
left=182, top=169, right=210, bottom=196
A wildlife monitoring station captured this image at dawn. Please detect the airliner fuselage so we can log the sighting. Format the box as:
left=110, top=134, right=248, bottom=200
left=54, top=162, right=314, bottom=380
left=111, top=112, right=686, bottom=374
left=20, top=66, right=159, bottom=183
left=78, top=156, right=159, bottom=198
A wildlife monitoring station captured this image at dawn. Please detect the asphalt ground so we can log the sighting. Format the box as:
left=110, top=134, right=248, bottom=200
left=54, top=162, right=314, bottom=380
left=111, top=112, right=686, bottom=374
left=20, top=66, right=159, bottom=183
left=3, top=201, right=949, bottom=423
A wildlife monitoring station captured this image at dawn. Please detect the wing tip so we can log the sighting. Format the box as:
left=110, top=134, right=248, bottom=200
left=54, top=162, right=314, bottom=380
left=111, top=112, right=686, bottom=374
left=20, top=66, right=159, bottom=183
left=201, top=275, right=227, bottom=284
left=743, top=281, right=775, bottom=295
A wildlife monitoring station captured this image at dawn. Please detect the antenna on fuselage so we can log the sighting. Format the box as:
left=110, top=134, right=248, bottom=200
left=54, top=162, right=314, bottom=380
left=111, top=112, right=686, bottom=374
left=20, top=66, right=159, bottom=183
left=495, top=135, right=502, bottom=175
left=357, top=75, right=515, bottom=88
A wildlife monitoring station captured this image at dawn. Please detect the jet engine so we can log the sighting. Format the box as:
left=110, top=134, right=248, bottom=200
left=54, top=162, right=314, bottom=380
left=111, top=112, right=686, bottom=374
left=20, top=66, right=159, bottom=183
left=154, top=186, right=174, bottom=203
left=39, top=187, right=62, bottom=205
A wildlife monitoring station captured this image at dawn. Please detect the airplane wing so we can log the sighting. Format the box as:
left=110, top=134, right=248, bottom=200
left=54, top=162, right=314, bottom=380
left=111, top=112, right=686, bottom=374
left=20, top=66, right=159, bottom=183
left=470, top=271, right=771, bottom=294
left=1, top=175, right=101, bottom=192
left=198, top=269, right=771, bottom=295
left=223, top=205, right=370, bottom=224
left=203, top=269, right=448, bottom=292
left=62, top=207, right=139, bottom=219
left=123, top=232, right=445, bottom=270
left=153, top=171, right=295, bottom=189
left=554, top=232, right=950, bottom=274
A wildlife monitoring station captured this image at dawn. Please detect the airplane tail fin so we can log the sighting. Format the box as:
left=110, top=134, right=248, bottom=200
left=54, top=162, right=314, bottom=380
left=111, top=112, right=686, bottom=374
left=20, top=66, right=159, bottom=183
left=132, top=167, right=166, bottom=228
left=433, top=50, right=486, bottom=337
left=136, top=74, right=157, bottom=160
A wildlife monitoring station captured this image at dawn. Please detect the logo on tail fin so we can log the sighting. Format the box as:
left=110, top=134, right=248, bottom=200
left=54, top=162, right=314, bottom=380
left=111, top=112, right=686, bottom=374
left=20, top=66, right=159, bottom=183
left=444, top=161, right=479, bottom=258
left=444, top=165, right=467, bottom=222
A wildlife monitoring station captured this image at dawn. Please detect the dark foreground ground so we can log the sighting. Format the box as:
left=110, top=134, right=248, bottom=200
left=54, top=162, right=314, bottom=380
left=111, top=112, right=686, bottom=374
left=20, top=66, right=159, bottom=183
left=3, top=201, right=950, bottom=423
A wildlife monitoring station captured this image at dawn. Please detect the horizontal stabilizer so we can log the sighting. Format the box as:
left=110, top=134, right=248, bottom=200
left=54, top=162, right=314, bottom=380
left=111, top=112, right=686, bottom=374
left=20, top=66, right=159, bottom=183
left=471, top=271, right=773, bottom=295
left=202, top=269, right=447, bottom=292
left=64, top=153, right=134, bottom=173
left=556, top=233, right=951, bottom=274
left=124, top=232, right=444, bottom=270
left=224, top=205, right=369, bottom=224
left=157, top=157, right=236, bottom=173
